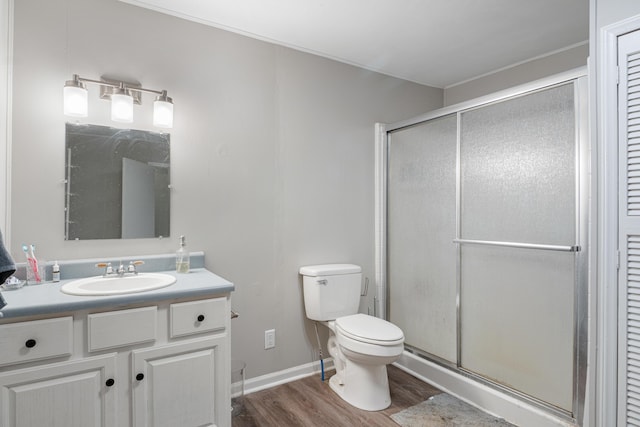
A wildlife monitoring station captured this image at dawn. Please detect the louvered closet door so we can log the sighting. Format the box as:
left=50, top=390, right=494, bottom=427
left=619, top=29, right=640, bottom=427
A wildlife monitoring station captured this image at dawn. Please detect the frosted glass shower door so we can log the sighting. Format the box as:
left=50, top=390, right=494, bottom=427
left=388, top=115, right=457, bottom=363
left=458, top=83, right=577, bottom=411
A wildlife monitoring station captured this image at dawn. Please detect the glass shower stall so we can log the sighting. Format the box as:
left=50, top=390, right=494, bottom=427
left=377, top=70, right=589, bottom=423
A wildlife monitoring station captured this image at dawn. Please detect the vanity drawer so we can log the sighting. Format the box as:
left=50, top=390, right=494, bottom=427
left=88, top=306, right=157, bottom=352
left=170, top=298, right=226, bottom=338
left=0, top=317, right=73, bottom=367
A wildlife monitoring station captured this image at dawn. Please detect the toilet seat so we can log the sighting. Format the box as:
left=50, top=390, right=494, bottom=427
left=335, top=314, right=404, bottom=346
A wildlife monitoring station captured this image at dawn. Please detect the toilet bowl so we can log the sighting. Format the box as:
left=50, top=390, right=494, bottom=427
left=299, top=264, right=405, bottom=411
left=325, top=314, right=404, bottom=411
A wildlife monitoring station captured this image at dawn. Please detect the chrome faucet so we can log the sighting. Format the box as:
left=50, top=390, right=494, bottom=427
left=96, top=260, right=144, bottom=277
left=116, top=262, right=126, bottom=276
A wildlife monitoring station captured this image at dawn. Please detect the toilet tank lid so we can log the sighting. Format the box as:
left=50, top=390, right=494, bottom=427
left=299, top=264, right=361, bottom=276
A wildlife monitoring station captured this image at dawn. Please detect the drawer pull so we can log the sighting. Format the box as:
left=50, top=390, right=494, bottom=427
left=136, top=373, right=145, bottom=381
left=197, top=314, right=205, bottom=322
left=105, top=378, right=115, bottom=387
left=25, top=339, right=37, bottom=348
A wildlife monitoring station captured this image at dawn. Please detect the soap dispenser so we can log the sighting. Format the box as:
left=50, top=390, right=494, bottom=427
left=176, top=235, right=190, bottom=273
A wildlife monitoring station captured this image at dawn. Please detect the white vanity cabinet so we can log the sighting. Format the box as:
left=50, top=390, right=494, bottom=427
left=0, top=294, right=231, bottom=427
left=131, top=297, right=230, bottom=427
left=0, top=352, right=118, bottom=427
left=0, top=316, right=117, bottom=427
left=132, top=337, right=224, bottom=427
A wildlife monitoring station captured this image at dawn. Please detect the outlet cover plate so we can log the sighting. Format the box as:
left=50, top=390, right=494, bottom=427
left=265, top=329, right=275, bottom=349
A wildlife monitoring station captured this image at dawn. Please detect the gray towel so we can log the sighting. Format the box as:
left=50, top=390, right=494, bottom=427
left=0, top=228, right=15, bottom=284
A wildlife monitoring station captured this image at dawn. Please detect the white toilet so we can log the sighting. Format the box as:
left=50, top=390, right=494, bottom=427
left=299, top=264, right=404, bottom=411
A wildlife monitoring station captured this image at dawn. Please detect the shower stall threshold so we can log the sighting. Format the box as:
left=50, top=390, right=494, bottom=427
left=394, top=351, right=577, bottom=427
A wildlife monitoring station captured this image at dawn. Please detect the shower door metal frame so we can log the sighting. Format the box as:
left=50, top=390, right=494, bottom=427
left=376, top=67, right=589, bottom=424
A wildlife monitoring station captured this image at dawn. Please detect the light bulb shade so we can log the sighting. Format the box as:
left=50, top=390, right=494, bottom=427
left=63, top=83, right=88, bottom=117
left=153, top=97, right=173, bottom=128
left=111, top=91, right=133, bottom=123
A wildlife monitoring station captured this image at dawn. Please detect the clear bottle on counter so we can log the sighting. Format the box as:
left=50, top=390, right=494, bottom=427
left=52, top=261, right=60, bottom=282
left=176, top=235, right=190, bottom=273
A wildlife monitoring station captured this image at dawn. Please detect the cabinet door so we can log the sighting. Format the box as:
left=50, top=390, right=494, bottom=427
left=0, top=354, right=117, bottom=427
left=132, top=336, right=229, bottom=427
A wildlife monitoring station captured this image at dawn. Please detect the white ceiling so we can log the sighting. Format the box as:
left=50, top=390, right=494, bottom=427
left=120, top=0, right=589, bottom=89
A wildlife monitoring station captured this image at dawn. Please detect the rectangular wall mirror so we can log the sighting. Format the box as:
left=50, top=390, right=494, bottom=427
left=65, top=123, right=170, bottom=240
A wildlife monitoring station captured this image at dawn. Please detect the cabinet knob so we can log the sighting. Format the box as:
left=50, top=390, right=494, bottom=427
left=25, top=339, right=36, bottom=348
left=105, top=378, right=115, bottom=387
left=136, top=373, right=145, bottom=381
left=197, top=314, right=205, bottom=322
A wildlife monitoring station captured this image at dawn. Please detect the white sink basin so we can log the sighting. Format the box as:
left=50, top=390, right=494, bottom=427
left=61, top=273, right=176, bottom=296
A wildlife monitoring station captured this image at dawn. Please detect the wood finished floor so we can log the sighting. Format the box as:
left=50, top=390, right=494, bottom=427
left=232, top=365, right=442, bottom=427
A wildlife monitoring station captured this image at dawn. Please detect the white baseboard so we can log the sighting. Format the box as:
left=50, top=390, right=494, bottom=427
left=232, top=358, right=334, bottom=397
left=395, top=352, right=576, bottom=427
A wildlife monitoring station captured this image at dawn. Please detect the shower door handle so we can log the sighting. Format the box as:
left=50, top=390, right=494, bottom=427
left=453, top=238, right=580, bottom=252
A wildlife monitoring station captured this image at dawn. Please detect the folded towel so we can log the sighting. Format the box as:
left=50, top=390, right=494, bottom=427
left=0, top=228, right=15, bottom=284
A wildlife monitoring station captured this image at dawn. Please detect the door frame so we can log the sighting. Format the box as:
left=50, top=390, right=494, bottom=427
left=0, top=0, right=13, bottom=243
left=598, top=13, right=640, bottom=427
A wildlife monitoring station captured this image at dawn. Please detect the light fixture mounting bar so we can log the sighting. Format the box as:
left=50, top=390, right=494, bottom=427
left=72, top=74, right=168, bottom=106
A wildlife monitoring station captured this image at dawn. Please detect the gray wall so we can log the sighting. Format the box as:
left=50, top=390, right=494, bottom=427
left=10, top=0, right=442, bottom=379
left=596, top=0, right=640, bottom=28
left=444, top=43, right=588, bottom=106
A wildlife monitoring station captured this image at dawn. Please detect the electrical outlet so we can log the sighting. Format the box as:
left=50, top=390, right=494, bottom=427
left=265, top=329, right=276, bottom=349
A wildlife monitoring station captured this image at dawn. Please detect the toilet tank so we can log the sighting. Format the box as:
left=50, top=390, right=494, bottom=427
left=299, top=264, right=362, bottom=321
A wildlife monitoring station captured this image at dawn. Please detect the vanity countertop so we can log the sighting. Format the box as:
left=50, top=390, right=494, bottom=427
left=0, top=268, right=234, bottom=319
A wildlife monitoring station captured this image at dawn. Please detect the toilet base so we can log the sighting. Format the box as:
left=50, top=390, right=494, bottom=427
left=328, top=362, right=391, bottom=411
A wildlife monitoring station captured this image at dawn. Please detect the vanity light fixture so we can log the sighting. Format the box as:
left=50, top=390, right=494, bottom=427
left=153, top=91, right=173, bottom=128
left=63, top=74, right=174, bottom=128
left=110, top=84, right=134, bottom=123
left=63, top=75, right=88, bottom=117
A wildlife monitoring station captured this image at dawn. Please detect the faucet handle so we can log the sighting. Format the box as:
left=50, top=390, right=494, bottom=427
left=127, top=260, right=144, bottom=274
left=95, top=262, right=113, bottom=275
